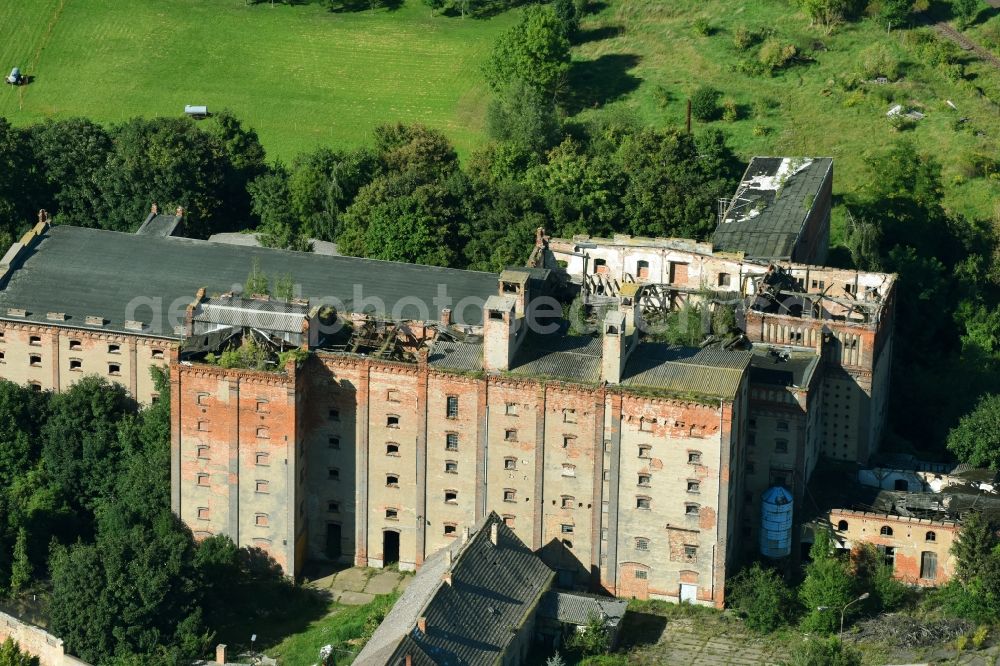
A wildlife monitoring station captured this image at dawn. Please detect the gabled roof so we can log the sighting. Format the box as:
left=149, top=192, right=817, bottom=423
left=354, top=513, right=554, bottom=666
left=0, top=225, right=499, bottom=336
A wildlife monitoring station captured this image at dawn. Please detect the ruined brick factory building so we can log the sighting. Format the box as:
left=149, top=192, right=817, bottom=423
left=0, top=158, right=899, bottom=606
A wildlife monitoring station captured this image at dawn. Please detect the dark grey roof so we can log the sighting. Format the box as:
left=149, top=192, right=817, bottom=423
left=749, top=345, right=820, bottom=388
left=537, top=591, right=627, bottom=628
left=713, top=157, right=832, bottom=260
left=428, top=335, right=751, bottom=400
left=135, top=213, right=183, bottom=237
left=0, top=226, right=499, bottom=337
left=355, top=513, right=554, bottom=666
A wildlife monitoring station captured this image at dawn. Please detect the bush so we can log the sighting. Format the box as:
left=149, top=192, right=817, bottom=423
left=782, top=637, right=862, bottom=666
left=727, top=562, right=796, bottom=632
left=690, top=86, right=722, bottom=121
left=752, top=124, right=771, bottom=136
left=732, top=24, right=757, bottom=51
left=758, top=38, right=798, bottom=74
left=973, top=625, right=990, bottom=648
left=752, top=96, right=779, bottom=118
left=859, top=43, right=901, bottom=80
left=692, top=17, right=713, bottom=36
left=721, top=98, right=739, bottom=122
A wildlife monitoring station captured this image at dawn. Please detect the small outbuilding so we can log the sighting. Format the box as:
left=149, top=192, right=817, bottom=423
left=184, top=104, right=208, bottom=119
left=5, top=67, right=22, bottom=85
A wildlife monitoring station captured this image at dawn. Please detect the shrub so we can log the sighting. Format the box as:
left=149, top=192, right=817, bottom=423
left=957, top=634, right=970, bottom=651
left=973, top=625, right=989, bottom=649
left=732, top=24, right=756, bottom=51
left=727, top=563, right=796, bottom=632
left=752, top=124, right=771, bottom=136
left=690, top=86, right=721, bottom=121
left=758, top=38, right=798, bottom=74
left=692, top=17, right=712, bottom=36
left=889, top=114, right=916, bottom=131
left=782, top=637, right=862, bottom=666
left=721, top=97, right=739, bottom=122
left=752, top=96, right=779, bottom=118
left=859, top=43, right=901, bottom=80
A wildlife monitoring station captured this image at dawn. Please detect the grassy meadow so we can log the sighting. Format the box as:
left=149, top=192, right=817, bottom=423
left=2, top=0, right=998, bottom=230
left=573, top=1, right=1000, bottom=232
left=0, top=0, right=513, bottom=160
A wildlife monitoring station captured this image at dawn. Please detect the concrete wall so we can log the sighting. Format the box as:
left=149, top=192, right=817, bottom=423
left=0, top=611, right=90, bottom=666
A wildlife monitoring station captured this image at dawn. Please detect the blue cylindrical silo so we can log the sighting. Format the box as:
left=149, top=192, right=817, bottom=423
left=760, top=485, right=794, bottom=558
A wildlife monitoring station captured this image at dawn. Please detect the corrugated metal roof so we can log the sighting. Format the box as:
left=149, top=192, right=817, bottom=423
left=537, top=591, right=627, bottom=626
left=193, top=297, right=307, bottom=334
left=428, top=341, right=483, bottom=372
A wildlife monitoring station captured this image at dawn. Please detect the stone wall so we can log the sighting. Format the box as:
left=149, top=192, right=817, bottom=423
left=0, top=611, right=90, bottom=666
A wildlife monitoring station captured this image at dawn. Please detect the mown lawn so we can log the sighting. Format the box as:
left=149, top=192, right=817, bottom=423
left=0, top=0, right=513, bottom=160
left=571, top=1, right=1000, bottom=233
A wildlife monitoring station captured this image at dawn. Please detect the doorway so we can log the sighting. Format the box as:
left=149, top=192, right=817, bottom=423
left=325, top=523, right=342, bottom=560
left=383, top=530, right=400, bottom=566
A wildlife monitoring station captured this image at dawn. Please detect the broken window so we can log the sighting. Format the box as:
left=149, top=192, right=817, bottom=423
left=69, top=359, right=82, bottom=371
left=446, top=433, right=458, bottom=451
left=446, top=396, right=459, bottom=419
left=386, top=415, right=399, bottom=428
left=445, top=460, right=458, bottom=474
left=688, top=451, right=702, bottom=464
left=444, top=490, right=458, bottom=504
left=29, top=354, right=41, bottom=367
left=108, top=343, right=120, bottom=354
left=69, top=339, right=82, bottom=351
left=386, top=474, right=399, bottom=487
left=385, top=507, right=398, bottom=520
left=718, top=272, right=731, bottom=287
left=636, top=260, right=650, bottom=278
left=503, top=489, right=516, bottom=502
left=504, top=457, right=517, bottom=470
left=444, top=523, right=457, bottom=536
left=687, top=480, right=700, bottom=494
left=638, top=474, right=651, bottom=487
left=386, top=442, right=399, bottom=456
left=593, top=258, right=608, bottom=274
left=504, top=429, right=517, bottom=442
left=636, top=496, right=651, bottom=510
left=685, top=503, right=700, bottom=517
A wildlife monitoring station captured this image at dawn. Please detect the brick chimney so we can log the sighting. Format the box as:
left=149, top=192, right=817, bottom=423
left=405, top=656, right=413, bottom=666
left=215, top=644, right=227, bottom=665
left=462, top=526, right=470, bottom=543
left=482, top=295, right=519, bottom=371
left=602, top=286, right=643, bottom=384
left=151, top=202, right=158, bottom=215
left=440, top=308, right=452, bottom=327
left=417, top=617, right=427, bottom=634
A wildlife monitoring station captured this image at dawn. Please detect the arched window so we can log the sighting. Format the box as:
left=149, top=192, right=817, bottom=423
left=837, top=520, right=849, bottom=531
left=926, top=530, right=936, bottom=542
left=880, top=525, right=893, bottom=537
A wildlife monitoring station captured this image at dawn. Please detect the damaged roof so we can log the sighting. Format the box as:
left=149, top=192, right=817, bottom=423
left=713, top=157, right=832, bottom=260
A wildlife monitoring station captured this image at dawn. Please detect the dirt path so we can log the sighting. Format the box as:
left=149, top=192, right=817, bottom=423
left=934, top=21, right=1000, bottom=70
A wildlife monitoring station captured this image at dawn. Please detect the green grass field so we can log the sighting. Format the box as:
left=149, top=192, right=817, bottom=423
left=573, top=1, right=1000, bottom=227
left=3, top=0, right=998, bottom=228
left=0, top=0, right=513, bottom=160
